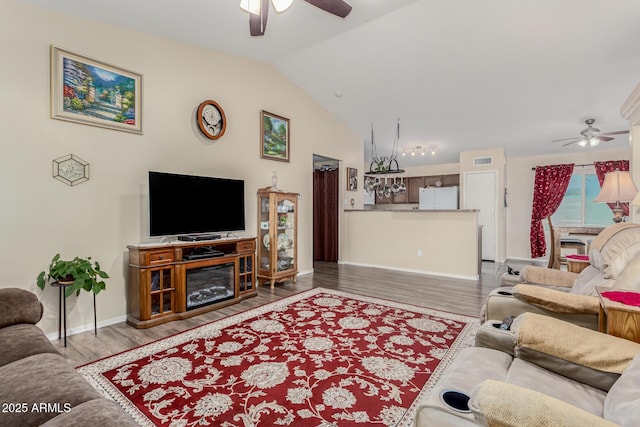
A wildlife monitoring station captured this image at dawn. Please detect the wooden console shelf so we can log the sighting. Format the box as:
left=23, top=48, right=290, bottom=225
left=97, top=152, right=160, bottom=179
left=127, top=237, right=257, bottom=329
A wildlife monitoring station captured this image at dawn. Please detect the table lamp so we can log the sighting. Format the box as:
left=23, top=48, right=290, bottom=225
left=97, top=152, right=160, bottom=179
left=594, top=170, right=638, bottom=222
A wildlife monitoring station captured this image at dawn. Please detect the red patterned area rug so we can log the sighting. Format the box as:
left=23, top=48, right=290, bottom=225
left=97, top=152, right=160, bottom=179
left=78, top=288, right=479, bottom=426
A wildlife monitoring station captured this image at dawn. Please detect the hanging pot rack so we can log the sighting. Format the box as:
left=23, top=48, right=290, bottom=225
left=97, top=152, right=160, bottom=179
left=366, top=118, right=405, bottom=175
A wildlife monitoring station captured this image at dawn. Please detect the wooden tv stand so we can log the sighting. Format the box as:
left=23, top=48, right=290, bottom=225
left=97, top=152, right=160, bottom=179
left=127, top=237, right=257, bottom=329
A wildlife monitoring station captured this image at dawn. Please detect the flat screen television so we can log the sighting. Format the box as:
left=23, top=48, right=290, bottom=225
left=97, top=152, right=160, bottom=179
left=149, top=171, right=245, bottom=237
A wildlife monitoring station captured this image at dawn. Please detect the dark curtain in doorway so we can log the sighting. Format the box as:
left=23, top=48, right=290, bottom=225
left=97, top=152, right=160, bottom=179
left=313, top=168, right=339, bottom=261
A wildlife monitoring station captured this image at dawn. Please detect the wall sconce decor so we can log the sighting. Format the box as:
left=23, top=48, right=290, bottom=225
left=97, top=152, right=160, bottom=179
left=52, top=154, right=90, bottom=186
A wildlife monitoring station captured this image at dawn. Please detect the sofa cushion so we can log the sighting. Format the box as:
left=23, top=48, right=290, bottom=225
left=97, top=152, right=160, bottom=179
left=611, top=252, right=640, bottom=291
left=520, top=265, right=578, bottom=287
left=40, top=399, right=137, bottom=427
left=506, top=358, right=607, bottom=416
left=0, top=288, right=43, bottom=328
left=470, top=380, right=618, bottom=427
left=0, top=353, right=102, bottom=426
left=515, top=313, right=640, bottom=391
left=596, top=224, right=640, bottom=279
left=0, top=323, right=59, bottom=368
left=513, top=284, right=600, bottom=314
left=569, top=266, right=613, bottom=296
left=604, top=353, right=640, bottom=427
left=416, top=347, right=513, bottom=426
left=483, top=288, right=598, bottom=330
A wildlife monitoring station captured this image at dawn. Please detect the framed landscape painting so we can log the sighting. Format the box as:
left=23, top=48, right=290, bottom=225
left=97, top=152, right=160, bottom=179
left=261, top=110, right=290, bottom=162
left=50, top=46, right=142, bottom=134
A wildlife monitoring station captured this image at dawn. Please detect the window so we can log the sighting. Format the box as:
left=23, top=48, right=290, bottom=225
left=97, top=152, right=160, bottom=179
left=551, top=170, right=612, bottom=226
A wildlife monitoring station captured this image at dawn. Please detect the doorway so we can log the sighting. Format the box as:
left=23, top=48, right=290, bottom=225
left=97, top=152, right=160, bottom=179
left=463, top=170, right=498, bottom=261
left=313, top=155, right=339, bottom=262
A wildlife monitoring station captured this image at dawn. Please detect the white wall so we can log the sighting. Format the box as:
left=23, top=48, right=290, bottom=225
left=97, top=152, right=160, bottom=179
left=0, top=0, right=362, bottom=335
left=506, top=147, right=630, bottom=260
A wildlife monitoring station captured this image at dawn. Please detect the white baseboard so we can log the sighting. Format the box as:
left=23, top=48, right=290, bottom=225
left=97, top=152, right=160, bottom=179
left=46, top=315, right=127, bottom=341
left=340, top=261, right=478, bottom=281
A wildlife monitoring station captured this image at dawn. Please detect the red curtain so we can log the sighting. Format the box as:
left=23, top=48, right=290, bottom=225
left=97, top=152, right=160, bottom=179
left=530, top=164, right=574, bottom=258
left=594, top=160, right=630, bottom=216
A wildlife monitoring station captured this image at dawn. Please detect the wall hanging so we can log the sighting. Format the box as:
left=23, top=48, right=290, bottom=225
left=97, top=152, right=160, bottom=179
left=52, top=154, right=89, bottom=186
left=50, top=46, right=142, bottom=134
left=261, top=110, right=290, bottom=162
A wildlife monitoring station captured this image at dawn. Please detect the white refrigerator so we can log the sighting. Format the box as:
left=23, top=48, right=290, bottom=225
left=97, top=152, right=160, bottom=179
left=419, top=186, right=459, bottom=209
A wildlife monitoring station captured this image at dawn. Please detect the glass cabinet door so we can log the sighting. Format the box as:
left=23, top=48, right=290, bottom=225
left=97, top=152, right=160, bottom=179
left=258, top=195, right=272, bottom=273
left=275, top=198, right=295, bottom=273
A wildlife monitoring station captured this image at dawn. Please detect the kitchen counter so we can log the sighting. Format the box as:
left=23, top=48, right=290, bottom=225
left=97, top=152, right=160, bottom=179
left=343, top=209, right=480, bottom=280
left=347, top=208, right=479, bottom=213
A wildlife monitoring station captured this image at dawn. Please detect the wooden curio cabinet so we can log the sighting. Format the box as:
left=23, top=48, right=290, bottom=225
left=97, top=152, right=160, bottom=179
left=257, top=188, right=298, bottom=288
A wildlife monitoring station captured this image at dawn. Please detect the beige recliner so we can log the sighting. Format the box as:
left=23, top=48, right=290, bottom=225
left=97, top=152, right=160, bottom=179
left=415, top=313, right=640, bottom=427
left=484, top=223, right=640, bottom=329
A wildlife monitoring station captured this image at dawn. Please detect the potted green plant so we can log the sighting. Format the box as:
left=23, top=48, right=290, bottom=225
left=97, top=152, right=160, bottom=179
left=36, top=253, right=109, bottom=297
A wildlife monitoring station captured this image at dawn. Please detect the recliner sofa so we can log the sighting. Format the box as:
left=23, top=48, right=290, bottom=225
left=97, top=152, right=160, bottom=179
left=0, top=288, right=136, bottom=426
left=415, top=313, right=640, bottom=427
left=484, top=222, right=640, bottom=329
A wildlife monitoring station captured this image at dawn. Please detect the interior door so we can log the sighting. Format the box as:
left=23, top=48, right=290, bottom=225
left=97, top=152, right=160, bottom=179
left=463, top=171, right=497, bottom=261
left=313, top=168, right=339, bottom=261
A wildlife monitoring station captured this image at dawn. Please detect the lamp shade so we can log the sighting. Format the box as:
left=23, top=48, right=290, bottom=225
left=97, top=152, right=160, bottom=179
left=594, top=171, right=638, bottom=203
left=272, top=0, right=293, bottom=12
left=240, top=0, right=261, bottom=14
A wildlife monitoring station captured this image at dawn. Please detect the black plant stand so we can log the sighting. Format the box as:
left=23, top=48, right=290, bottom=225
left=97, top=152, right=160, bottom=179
left=51, top=281, right=72, bottom=347
left=50, top=282, right=98, bottom=347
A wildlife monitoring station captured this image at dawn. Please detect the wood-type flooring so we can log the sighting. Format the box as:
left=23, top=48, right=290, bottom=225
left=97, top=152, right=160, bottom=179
left=54, top=261, right=503, bottom=366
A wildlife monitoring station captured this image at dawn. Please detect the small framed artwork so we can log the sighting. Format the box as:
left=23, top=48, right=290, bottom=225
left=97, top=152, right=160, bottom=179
left=347, top=167, right=358, bottom=191
left=261, top=110, right=290, bottom=162
left=50, top=46, right=142, bottom=134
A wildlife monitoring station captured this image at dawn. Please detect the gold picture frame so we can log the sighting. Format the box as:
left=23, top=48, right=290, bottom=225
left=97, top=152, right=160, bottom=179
left=260, top=110, right=290, bottom=162
left=51, top=46, right=142, bottom=134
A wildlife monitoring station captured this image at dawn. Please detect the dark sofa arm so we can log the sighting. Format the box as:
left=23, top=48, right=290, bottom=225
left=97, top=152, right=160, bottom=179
left=0, top=288, right=43, bottom=328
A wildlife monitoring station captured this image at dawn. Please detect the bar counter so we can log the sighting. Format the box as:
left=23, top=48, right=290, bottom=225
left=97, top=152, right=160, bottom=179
left=343, top=209, right=480, bottom=280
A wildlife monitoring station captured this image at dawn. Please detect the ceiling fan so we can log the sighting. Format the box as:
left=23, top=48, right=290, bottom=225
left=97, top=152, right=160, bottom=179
left=552, top=118, right=629, bottom=147
left=240, top=0, right=352, bottom=36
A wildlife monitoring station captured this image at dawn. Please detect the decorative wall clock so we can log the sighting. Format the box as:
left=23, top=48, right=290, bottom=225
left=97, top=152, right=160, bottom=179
left=196, top=100, right=226, bottom=140
left=52, top=154, right=89, bottom=186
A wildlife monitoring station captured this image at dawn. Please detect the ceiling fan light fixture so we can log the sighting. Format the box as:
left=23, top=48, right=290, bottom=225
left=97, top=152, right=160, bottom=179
left=272, top=0, right=293, bottom=13
left=577, top=138, right=588, bottom=147
left=589, top=137, right=600, bottom=147
left=240, top=0, right=261, bottom=14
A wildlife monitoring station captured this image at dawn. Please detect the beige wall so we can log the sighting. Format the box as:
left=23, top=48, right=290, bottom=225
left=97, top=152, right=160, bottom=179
left=343, top=210, right=479, bottom=279
left=0, top=1, right=362, bottom=335
left=401, top=162, right=460, bottom=177
left=505, top=148, right=630, bottom=260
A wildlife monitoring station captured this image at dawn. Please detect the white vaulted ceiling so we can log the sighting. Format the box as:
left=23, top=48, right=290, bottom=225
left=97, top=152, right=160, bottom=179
left=21, top=0, right=640, bottom=165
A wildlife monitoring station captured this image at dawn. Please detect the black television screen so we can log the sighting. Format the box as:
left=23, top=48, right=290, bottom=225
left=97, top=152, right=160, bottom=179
left=149, top=171, right=245, bottom=237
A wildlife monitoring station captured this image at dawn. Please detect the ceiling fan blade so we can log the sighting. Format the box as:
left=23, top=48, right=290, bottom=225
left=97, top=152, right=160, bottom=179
left=602, top=130, right=629, bottom=136
left=597, top=135, right=614, bottom=142
left=552, top=137, right=579, bottom=143
left=562, top=140, right=578, bottom=147
left=303, top=0, right=352, bottom=18
left=249, top=0, right=270, bottom=36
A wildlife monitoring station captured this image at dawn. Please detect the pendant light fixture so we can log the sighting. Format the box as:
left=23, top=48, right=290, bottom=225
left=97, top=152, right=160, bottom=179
left=240, top=0, right=293, bottom=15
left=367, top=118, right=404, bottom=175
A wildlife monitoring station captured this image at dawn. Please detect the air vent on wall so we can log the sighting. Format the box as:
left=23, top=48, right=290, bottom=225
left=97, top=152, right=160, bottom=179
left=473, top=156, right=493, bottom=166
